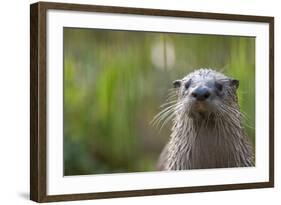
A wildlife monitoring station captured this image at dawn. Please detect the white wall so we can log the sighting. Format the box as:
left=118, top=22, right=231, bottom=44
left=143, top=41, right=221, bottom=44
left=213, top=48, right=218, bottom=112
left=0, top=0, right=279, bottom=204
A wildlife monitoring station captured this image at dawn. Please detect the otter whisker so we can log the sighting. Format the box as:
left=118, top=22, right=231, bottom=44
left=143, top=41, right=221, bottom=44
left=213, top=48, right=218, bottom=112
left=224, top=105, right=245, bottom=118
left=218, top=110, right=241, bottom=129
left=151, top=102, right=183, bottom=128
left=153, top=111, right=176, bottom=128
left=155, top=104, right=183, bottom=127
left=160, top=100, right=178, bottom=108
left=166, top=88, right=178, bottom=97
left=166, top=92, right=178, bottom=102
left=151, top=110, right=176, bottom=128
left=152, top=102, right=181, bottom=120
left=158, top=111, right=179, bottom=131
left=217, top=104, right=243, bottom=124
left=222, top=106, right=254, bottom=130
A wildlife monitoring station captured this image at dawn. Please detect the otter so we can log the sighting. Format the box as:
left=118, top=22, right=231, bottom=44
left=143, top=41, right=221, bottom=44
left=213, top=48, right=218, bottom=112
left=153, top=68, right=254, bottom=170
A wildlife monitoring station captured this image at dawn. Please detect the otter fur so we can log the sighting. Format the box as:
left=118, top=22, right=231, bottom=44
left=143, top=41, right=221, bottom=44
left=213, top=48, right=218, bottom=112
left=153, top=69, right=254, bottom=170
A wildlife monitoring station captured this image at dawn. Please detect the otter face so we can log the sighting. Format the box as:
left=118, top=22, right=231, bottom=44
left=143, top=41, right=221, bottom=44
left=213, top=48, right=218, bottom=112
left=173, top=69, right=239, bottom=119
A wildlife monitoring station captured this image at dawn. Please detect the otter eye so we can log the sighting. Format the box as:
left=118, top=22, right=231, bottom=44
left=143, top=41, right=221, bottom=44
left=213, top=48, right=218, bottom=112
left=215, top=82, right=223, bottom=92
left=184, top=79, right=191, bottom=89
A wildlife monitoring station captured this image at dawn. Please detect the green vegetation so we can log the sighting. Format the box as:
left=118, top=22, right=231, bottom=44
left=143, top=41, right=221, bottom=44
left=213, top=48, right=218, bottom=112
left=64, top=28, right=255, bottom=175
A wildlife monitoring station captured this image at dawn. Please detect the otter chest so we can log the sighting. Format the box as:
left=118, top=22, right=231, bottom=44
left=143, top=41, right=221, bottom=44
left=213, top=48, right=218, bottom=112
left=188, top=127, right=236, bottom=169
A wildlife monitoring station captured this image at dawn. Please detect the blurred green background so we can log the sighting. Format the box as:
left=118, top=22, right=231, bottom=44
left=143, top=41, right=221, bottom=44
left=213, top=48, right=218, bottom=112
left=63, top=28, right=255, bottom=176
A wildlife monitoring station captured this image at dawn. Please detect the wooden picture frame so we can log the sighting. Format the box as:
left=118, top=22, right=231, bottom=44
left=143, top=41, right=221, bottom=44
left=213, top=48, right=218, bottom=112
left=30, top=1, right=274, bottom=202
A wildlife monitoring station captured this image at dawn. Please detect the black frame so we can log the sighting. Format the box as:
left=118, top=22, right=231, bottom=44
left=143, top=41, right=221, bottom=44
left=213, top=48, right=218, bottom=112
left=30, top=1, right=274, bottom=202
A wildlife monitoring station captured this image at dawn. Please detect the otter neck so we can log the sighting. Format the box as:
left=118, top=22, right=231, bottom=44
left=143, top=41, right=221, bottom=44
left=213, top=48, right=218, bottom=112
left=166, top=113, right=253, bottom=170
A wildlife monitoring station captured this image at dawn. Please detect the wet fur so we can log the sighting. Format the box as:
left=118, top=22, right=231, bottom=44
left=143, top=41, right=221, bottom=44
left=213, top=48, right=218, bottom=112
left=154, top=69, right=254, bottom=170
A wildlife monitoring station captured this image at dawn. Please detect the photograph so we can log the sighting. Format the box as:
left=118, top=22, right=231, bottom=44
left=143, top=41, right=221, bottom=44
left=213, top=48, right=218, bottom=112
left=63, top=28, right=255, bottom=176
left=1, top=0, right=279, bottom=204
left=30, top=2, right=273, bottom=202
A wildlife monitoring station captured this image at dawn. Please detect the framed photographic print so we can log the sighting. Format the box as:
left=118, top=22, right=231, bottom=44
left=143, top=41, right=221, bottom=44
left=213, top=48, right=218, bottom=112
left=30, top=1, right=274, bottom=202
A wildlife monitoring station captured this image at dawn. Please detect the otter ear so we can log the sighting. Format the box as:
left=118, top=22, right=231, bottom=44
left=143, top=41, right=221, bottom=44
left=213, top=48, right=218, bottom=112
left=230, top=79, right=239, bottom=89
left=173, top=80, right=182, bottom=88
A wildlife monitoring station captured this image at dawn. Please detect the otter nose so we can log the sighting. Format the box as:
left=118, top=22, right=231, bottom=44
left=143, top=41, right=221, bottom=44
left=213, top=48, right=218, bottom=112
left=191, top=87, right=210, bottom=101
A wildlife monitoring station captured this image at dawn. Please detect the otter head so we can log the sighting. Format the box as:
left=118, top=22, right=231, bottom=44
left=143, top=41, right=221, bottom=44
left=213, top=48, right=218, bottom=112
left=173, top=69, right=239, bottom=120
